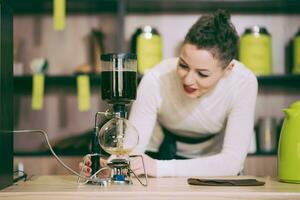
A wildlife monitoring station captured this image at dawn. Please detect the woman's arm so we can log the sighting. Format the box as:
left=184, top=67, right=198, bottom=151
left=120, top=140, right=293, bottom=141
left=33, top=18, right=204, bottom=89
left=155, top=75, right=258, bottom=177
left=129, top=71, right=161, bottom=154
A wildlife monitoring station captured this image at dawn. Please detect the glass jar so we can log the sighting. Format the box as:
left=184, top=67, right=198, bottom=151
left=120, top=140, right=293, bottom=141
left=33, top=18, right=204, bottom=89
left=239, top=26, right=272, bottom=75
left=134, top=25, right=163, bottom=74
left=293, top=28, right=300, bottom=74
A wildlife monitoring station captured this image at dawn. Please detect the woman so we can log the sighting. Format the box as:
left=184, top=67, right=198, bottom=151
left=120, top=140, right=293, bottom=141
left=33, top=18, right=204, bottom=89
left=80, top=9, right=258, bottom=177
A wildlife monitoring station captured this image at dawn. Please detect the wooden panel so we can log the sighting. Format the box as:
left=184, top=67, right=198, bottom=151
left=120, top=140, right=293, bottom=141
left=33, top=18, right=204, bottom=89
left=244, top=156, right=277, bottom=177
left=14, top=156, right=83, bottom=176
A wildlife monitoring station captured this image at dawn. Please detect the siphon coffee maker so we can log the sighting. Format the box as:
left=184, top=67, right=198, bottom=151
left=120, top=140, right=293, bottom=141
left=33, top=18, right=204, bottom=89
left=87, top=53, right=148, bottom=186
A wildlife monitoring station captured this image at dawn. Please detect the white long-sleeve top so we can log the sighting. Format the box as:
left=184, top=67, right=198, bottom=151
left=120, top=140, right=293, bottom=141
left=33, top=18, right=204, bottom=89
left=129, top=57, right=258, bottom=177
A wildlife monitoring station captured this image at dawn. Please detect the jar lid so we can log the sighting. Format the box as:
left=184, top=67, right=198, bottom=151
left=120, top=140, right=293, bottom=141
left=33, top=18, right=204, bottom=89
left=289, top=100, right=300, bottom=109
left=101, top=53, right=137, bottom=61
left=295, top=28, right=300, bottom=36
left=141, top=25, right=159, bottom=35
left=244, top=26, right=270, bottom=35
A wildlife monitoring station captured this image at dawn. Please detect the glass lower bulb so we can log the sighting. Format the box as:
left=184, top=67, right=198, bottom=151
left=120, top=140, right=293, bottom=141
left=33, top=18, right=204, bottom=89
left=98, top=118, right=139, bottom=156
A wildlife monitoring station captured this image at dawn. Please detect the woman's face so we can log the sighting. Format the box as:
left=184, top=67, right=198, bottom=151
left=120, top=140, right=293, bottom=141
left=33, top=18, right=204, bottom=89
left=177, top=43, right=233, bottom=98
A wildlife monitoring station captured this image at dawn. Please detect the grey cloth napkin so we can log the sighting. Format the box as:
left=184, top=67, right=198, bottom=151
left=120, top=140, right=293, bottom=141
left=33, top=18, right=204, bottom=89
left=187, top=178, right=265, bottom=186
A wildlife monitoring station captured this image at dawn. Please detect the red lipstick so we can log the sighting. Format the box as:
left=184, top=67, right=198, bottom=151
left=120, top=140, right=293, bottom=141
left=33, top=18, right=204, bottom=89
left=183, top=85, right=197, bottom=94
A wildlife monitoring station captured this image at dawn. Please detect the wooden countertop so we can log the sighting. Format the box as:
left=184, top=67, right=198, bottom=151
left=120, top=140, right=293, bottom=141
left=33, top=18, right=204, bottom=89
left=1, top=175, right=300, bottom=200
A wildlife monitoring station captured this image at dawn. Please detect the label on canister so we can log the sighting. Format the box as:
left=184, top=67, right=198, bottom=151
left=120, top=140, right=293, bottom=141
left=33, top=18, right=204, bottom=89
left=293, top=36, right=300, bottom=74
left=239, top=34, right=272, bottom=75
left=54, top=0, right=65, bottom=31
left=137, top=34, right=162, bottom=74
left=31, top=74, right=45, bottom=110
left=77, top=75, right=91, bottom=111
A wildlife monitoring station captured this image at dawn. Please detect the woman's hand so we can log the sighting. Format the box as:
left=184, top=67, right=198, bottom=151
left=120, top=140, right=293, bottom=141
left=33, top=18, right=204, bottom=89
left=78, top=155, right=110, bottom=178
left=130, top=153, right=157, bottom=177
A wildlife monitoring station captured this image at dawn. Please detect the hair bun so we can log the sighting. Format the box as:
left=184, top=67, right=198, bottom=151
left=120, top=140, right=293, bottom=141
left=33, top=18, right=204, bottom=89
left=214, top=9, right=230, bottom=22
left=213, top=9, right=230, bottom=29
left=184, top=9, right=238, bottom=67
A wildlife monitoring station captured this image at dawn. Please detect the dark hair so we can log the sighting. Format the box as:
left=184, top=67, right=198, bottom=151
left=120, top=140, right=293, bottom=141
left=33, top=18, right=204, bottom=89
left=184, top=9, right=239, bottom=68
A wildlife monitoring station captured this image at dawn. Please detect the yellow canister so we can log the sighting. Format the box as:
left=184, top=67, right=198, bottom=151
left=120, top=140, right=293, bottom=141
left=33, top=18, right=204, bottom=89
left=239, top=26, right=272, bottom=75
left=293, top=28, right=300, bottom=74
left=136, top=25, right=162, bottom=74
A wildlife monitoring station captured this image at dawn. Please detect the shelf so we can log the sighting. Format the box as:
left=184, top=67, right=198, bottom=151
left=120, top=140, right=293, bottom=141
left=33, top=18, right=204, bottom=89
left=257, top=75, right=300, bottom=91
left=14, top=74, right=101, bottom=94
left=14, top=74, right=300, bottom=94
left=258, top=74, right=300, bottom=86
left=14, top=151, right=86, bottom=157
left=127, top=0, right=300, bottom=14
left=14, top=151, right=276, bottom=157
left=14, top=74, right=100, bottom=87
left=248, top=152, right=277, bottom=156
left=10, top=0, right=118, bottom=15
left=10, top=0, right=300, bottom=15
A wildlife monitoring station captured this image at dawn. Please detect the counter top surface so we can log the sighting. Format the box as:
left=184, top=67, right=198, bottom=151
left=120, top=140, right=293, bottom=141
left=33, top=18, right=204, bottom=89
left=1, top=175, right=300, bottom=200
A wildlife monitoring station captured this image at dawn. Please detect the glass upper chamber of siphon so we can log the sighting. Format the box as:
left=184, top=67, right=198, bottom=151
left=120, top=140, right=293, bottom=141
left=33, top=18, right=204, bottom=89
left=99, top=53, right=139, bottom=157
left=101, top=53, right=137, bottom=104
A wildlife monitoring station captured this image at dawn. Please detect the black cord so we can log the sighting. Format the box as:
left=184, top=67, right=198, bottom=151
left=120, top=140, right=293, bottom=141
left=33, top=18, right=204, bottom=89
left=13, top=170, right=28, bottom=182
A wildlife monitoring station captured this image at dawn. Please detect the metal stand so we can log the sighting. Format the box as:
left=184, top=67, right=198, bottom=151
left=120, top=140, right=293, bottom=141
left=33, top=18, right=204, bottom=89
left=87, top=110, right=148, bottom=187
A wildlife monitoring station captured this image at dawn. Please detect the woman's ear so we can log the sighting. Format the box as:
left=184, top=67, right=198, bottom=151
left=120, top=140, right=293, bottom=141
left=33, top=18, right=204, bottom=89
left=224, top=62, right=234, bottom=77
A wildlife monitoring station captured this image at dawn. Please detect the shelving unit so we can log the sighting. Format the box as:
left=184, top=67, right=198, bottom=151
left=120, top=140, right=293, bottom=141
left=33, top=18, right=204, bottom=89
left=11, top=0, right=300, bottom=165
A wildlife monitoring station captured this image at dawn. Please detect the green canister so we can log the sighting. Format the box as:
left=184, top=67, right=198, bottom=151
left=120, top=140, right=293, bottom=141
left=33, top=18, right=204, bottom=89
left=239, top=26, right=272, bottom=75
left=136, top=25, right=162, bottom=74
left=293, top=28, right=300, bottom=74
